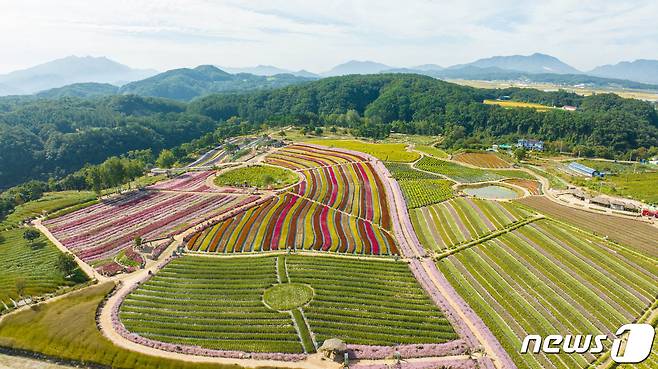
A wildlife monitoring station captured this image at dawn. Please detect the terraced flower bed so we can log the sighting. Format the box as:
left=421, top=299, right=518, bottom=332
left=415, top=157, right=505, bottom=183
left=304, top=140, right=420, bottom=162
left=436, top=219, right=658, bottom=369
left=214, top=165, right=298, bottom=189
left=186, top=193, right=397, bottom=255
left=44, top=191, right=253, bottom=262
left=453, top=152, right=511, bottom=168
left=503, top=179, right=541, bottom=195
left=268, top=145, right=392, bottom=228
left=118, top=254, right=458, bottom=356
left=287, top=255, right=457, bottom=346
left=410, top=197, right=534, bottom=251
left=147, top=171, right=223, bottom=193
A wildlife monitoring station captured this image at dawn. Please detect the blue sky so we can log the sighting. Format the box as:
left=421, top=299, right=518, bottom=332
left=0, top=0, right=656, bottom=73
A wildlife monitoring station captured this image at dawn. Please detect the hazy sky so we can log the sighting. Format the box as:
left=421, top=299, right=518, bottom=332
left=1, top=0, right=657, bottom=74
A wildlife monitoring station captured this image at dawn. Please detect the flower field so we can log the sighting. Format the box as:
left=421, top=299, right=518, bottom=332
left=415, top=157, right=505, bottom=183
left=44, top=191, right=253, bottom=262
left=119, top=256, right=304, bottom=354
left=304, top=139, right=420, bottom=162
left=453, top=152, right=511, bottom=168
left=436, top=219, right=658, bottom=369
left=410, top=197, right=534, bottom=251
left=503, top=179, right=542, bottom=195
left=286, top=255, right=458, bottom=346
left=518, top=196, right=658, bottom=258
left=213, top=165, right=298, bottom=189
left=186, top=193, right=397, bottom=255
left=399, top=179, right=454, bottom=209
left=118, top=254, right=459, bottom=357
left=268, top=145, right=392, bottom=228
left=0, top=228, right=84, bottom=312
left=147, top=171, right=224, bottom=193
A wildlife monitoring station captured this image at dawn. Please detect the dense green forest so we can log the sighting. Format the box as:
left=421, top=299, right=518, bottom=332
left=191, top=74, right=658, bottom=153
left=2, top=73, right=657, bottom=192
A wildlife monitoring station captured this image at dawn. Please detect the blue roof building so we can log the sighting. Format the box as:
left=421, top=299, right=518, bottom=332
left=568, top=162, right=602, bottom=177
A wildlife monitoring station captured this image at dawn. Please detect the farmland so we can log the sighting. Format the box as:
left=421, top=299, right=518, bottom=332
left=385, top=162, right=440, bottom=180
left=44, top=190, right=254, bottom=263
left=483, top=99, right=553, bottom=111
left=415, top=156, right=506, bottom=183
left=0, top=227, right=86, bottom=312
left=267, top=145, right=392, bottom=227
left=415, top=145, right=449, bottom=158
left=436, top=219, right=658, bottom=369
left=1, top=191, right=96, bottom=229
left=518, top=196, right=658, bottom=258
left=399, top=179, right=454, bottom=209
left=186, top=193, right=397, bottom=255
left=503, top=179, right=542, bottom=195
left=410, top=197, right=534, bottom=251
left=214, top=165, right=298, bottom=189
left=304, top=139, right=420, bottom=162
left=453, top=152, right=511, bottom=168
left=0, top=283, right=239, bottom=369
left=119, top=255, right=457, bottom=355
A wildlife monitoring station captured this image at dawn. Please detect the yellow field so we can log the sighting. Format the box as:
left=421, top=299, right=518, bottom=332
left=483, top=99, right=553, bottom=111
left=451, top=79, right=658, bottom=102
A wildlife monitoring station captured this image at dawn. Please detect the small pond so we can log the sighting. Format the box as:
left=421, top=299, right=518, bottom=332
left=463, top=185, right=520, bottom=200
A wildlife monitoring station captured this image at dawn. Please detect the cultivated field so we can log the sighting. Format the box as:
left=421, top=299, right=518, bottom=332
left=186, top=193, right=397, bottom=255
left=415, top=156, right=506, bottom=183
left=44, top=191, right=254, bottom=262
left=436, top=219, right=658, bottom=369
left=399, top=179, right=454, bottom=209
left=504, top=179, right=542, bottom=195
left=518, top=196, right=658, bottom=258
left=453, top=152, right=511, bottom=168
left=411, top=197, right=534, bottom=251
left=188, top=145, right=397, bottom=255
left=483, top=99, right=553, bottom=111
left=1, top=191, right=96, bottom=229
left=415, top=145, right=449, bottom=158
left=0, top=228, right=85, bottom=312
left=119, top=255, right=457, bottom=354
left=0, top=283, right=236, bottom=369
left=304, top=139, right=420, bottom=162
left=213, top=165, right=298, bottom=189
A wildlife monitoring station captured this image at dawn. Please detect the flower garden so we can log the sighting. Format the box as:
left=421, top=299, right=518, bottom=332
left=44, top=191, right=254, bottom=263
left=186, top=144, right=398, bottom=255
left=117, top=254, right=461, bottom=359
left=415, top=156, right=532, bottom=183
left=452, top=152, right=511, bottom=169
left=436, top=219, right=658, bottom=369
left=410, top=197, right=534, bottom=251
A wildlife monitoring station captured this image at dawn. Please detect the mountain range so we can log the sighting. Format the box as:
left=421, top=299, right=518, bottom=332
left=0, top=56, right=156, bottom=95
left=1, top=53, right=657, bottom=100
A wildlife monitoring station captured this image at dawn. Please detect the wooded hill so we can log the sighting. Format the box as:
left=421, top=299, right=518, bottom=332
left=1, top=74, right=657, bottom=188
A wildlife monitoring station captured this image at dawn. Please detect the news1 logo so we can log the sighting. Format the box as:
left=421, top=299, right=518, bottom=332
left=521, top=324, right=655, bottom=364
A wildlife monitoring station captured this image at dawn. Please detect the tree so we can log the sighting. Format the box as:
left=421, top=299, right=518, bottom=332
left=15, top=278, right=26, bottom=298
left=263, top=175, right=275, bottom=188
left=85, top=166, right=103, bottom=196
left=514, top=147, right=527, bottom=161
left=156, top=149, right=176, bottom=168
left=133, top=235, right=142, bottom=250
left=57, top=253, right=78, bottom=277
left=22, top=229, right=40, bottom=245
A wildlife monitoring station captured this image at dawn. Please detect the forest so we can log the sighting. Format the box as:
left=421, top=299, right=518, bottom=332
left=1, top=73, right=657, bottom=191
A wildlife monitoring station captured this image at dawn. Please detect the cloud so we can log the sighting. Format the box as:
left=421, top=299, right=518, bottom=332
left=0, top=0, right=656, bottom=73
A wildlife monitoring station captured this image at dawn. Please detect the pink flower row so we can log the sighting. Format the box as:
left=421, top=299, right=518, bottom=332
left=347, top=340, right=468, bottom=360
left=110, top=256, right=305, bottom=362
left=351, top=357, right=486, bottom=369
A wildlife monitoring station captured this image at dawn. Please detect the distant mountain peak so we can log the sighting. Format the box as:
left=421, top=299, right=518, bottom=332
left=451, top=53, right=581, bottom=74
left=322, top=60, right=394, bottom=76
left=589, top=59, right=658, bottom=84
left=0, top=55, right=157, bottom=95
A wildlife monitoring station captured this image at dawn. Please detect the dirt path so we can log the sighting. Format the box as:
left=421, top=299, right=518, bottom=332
left=0, top=353, right=76, bottom=369
left=32, top=219, right=105, bottom=282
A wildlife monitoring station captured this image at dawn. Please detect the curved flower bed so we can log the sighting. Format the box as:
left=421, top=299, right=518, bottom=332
left=347, top=340, right=468, bottom=360
left=351, top=358, right=485, bottom=369
left=109, top=256, right=306, bottom=362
